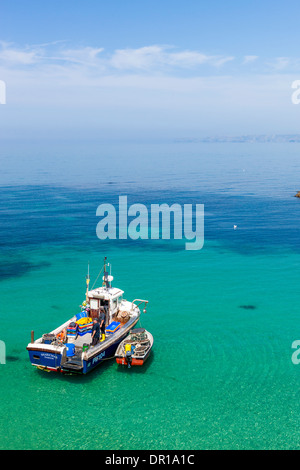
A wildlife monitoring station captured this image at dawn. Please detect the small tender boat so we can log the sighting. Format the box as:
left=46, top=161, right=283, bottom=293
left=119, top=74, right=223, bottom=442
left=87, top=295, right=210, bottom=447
left=115, top=328, right=153, bottom=368
left=26, top=258, right=149, bottom=374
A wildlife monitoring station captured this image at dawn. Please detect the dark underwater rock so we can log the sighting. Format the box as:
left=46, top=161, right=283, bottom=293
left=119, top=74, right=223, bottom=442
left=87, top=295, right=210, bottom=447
left=6, top=356, right=19, bottom=362
left=0, top=260, right=51, bottom=281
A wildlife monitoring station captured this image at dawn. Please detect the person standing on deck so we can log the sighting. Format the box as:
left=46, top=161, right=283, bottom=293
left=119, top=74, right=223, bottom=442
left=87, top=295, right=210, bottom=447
left=91, top=318, right=100, bottom=346
left=99, top=308, right=106, bottom=342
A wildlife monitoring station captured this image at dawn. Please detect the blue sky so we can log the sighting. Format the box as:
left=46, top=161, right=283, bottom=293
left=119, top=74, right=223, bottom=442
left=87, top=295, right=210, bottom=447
left=1, top=0, right=300, bottom=139
left=1, top=0, right=299, bottom=57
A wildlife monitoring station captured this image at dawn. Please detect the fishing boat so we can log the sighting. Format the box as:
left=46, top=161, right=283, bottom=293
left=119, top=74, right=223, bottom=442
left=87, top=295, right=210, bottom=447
left=26, top=258, right=149, bottom=374
left=115, top=328, right=153, bottom=368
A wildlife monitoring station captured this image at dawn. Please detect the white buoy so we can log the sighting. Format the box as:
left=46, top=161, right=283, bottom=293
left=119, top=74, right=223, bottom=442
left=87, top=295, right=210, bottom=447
left=233, top=225, right=237, bottom=230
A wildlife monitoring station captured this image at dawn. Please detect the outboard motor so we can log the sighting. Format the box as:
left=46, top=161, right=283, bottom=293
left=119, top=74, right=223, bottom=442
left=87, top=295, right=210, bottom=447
left=125, top=344, right=133, bottom=368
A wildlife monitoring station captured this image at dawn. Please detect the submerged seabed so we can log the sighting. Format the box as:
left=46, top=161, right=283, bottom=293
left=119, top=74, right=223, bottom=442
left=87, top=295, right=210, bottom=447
left=1, top=142, right=300, bottom=450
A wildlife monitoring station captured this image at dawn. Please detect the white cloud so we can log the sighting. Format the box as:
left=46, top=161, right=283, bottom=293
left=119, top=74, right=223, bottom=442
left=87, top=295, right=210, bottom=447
left=57, top=47, right=104, bottom=65
left=266, top=56, right=300, bottom=71
left=213, top=56, right=235, bottom=67
left=110, top=45, right=164, bottom=70
left=268, top=57, right=291, bottom=71
left=0, top=42, right=236, bottom=72
left=243, top=55, right=259, bottom=64
left=4, top=40, right=300, bottom=78
left=0, top=41, right=41, bottom=65
left=166, top=50, right=210, bottom=67
left=110, top=45, right=234, bottom=70
left=1, top=40, right=299, bottom=138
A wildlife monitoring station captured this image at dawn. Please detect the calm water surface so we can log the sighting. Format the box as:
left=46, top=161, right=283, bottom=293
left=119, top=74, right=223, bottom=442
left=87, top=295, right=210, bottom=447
left=1, top=141, right=300, bottom=449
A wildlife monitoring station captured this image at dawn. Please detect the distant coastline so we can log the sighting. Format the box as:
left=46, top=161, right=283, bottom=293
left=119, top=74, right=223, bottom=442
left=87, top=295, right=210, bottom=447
left=174, top=135, right=300, bottom=143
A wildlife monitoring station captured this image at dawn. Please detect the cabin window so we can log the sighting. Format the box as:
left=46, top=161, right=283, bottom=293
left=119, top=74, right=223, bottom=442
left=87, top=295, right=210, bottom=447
left=90, top=299, right=98, bottom=310
left=33, top=355, right=40, bottom=360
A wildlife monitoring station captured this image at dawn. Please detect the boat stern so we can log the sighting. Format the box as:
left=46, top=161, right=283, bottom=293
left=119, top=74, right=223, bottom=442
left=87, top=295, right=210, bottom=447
left=27, top=342, right=65, bottom=372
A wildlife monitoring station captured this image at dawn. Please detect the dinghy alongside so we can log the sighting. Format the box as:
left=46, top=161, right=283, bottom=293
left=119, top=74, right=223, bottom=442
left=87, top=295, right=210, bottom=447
left=26, top=258, right=149, bottom=374
left=115, top=328, right=153, bottom=368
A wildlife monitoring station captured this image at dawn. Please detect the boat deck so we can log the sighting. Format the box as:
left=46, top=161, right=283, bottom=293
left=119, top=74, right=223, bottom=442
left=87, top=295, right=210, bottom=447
left=71, top=334, right=93, bottom=348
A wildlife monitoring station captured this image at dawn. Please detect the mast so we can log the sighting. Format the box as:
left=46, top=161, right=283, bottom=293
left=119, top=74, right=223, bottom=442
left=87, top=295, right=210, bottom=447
left=102, top=256, right=113, bottom=289
left=103, top=256, right=109, bottom=289
left=85, top=262, right=90, bottom=302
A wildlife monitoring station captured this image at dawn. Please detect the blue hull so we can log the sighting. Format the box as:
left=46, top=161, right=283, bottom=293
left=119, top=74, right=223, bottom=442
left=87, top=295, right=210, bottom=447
left=27, top=314, right=140, bottom=374
left=27, top=349, right=63, bottom=371
left=82, top=338, right=123, bottom=374
left=63, top=321, right=138, bottom=374
left=28, top=327, right=134, bottom=374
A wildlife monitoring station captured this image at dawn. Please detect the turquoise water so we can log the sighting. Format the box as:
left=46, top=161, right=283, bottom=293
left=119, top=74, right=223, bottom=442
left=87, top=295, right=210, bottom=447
left=1, top=141, right=300, bottom=449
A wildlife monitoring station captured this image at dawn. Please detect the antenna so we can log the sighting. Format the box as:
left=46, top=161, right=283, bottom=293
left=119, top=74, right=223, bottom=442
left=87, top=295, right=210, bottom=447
left=102, top=256, right=113, bottom=288
left=85, top=261, right=90, bottom=301
left=103, top=256, right=109, bottom=288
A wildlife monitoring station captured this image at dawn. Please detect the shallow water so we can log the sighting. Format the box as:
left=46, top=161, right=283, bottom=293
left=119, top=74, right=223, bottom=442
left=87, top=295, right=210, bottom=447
left=1, top=141, right=300, bottom=449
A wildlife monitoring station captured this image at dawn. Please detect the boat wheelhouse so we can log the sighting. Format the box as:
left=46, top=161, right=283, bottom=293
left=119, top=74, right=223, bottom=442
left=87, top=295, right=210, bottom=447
left=27, top=258, right=149, bottom=374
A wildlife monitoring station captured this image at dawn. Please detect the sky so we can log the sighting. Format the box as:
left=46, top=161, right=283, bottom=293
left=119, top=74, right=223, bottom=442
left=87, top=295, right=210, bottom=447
left=1, top=0, right=300, bottom=140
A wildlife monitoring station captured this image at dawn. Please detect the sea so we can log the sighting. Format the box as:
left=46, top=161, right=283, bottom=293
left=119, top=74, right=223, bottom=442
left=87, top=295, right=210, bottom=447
left=1, top=139, right=300, bottom=450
